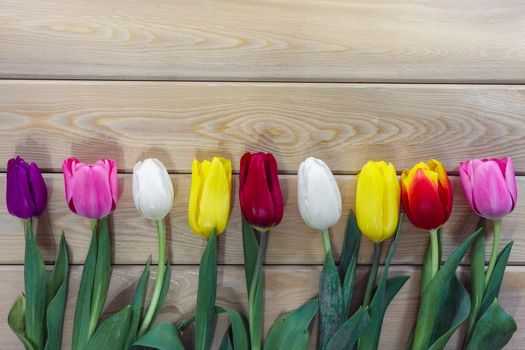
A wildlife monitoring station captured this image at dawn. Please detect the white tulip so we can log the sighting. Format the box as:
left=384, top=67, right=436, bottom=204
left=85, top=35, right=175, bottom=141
left=298, top=157, right=342, bottom=230
left=133, top=158, right=174, bottom=220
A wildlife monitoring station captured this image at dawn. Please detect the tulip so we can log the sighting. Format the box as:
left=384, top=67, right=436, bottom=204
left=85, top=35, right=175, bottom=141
left=133, top=158, right=174, bottom=220
left=401, top=159, right=453, bottom=231
left=132, top=158, right=174, bottom=337
left=356, top=161, right=400, bottom=243
left=460, top=157, right=518, bottom=285
left=6, top=156, right=48, bottom=219
left=188, top=157, right=232, bottom=238
left=401, top=159, right=452, bottom=279
left=239, top=152, right=283, bottom=230
left=459, top=157, right=517, bottom=220
left=298, top=157, right=342, bottom=231
left=63, top=158, right=118, bottom=219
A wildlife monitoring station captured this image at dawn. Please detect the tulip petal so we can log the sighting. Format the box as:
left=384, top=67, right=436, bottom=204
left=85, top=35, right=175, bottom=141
left=381, top=162, right=400, bottom=241
left=71, top=165, right=113, bottom=219
left=62, top=157, right=80, bottom=214
left=265, top=154, right=284, bottom=226
left=503, top=157, right=518, bottom=206
left=6, top=159, right=34, bottom=218
left=356, top=162, right=384, bottom=242
left=297, top=157, right=341, bottom=230
left=198, top=157, right=231, bottom=236
left=188, top=159, right=205, bottom=237
left=240, top=153, right=276, bottom=228
left=459, top=161, right=475, bottom=211
left=470, top=161, right=513, bottom=219
left=28, top=163, right=48, bottom=216
left=405, top=169, right=446, bottom=230
left=133, top=159, right=173, bottom=220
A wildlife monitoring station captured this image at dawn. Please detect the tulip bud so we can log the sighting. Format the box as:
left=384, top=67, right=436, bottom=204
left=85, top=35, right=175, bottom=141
left=401, top=159, right=453, bottom=231
left=6, top=156, right=48, bottom=219
left=133, top=158, right=174, bottom=220
left=356, top=161, right=400, bottom=242
left=297, top=157, right=342, bottom=230
left=239, top=152, right=284, bottom=230
left=459, top=157, right=517, bottom=220
left=188, top=157, right=232, bottom=238
left=62, top=158, right=118, bottom=219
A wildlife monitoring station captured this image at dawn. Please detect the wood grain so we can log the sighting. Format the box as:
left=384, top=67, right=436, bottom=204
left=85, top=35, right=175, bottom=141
left=0, top=265, right=523, bottom=349
left=1, top=173, right=523, bottom=265
left=1, top=81, right=525, bottom=173
left=1, top=0, right=525, bottom=82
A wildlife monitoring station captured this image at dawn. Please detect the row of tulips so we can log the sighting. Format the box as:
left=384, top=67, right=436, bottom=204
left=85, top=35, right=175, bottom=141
left=6, top=153, right=517, bottom=350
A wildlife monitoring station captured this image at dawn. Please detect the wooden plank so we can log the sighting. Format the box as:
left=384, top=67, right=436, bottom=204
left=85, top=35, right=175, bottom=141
left=0, top=265, right=523, bottom=349
left=1, top=0, right=524, bottom=82
left=1, top=81, right=525, bottom=173
left=1, top=173, right=523, bottom=265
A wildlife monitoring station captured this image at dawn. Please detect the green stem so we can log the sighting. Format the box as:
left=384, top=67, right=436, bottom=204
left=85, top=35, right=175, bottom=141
left=137, top=219, right=166, bottom=337
left=321, top=229, right=331, bottom=255
left=430, top=229, right=439, bottom=278
left=87, top=220, right=99, bottom=339
left=363, top=242, right=382, bottom=307
left=485, top=219, right=501, bottom=284
left=249, top=231, right=267, bottom=350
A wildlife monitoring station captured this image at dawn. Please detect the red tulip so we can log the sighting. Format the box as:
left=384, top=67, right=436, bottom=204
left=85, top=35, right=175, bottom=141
left=401, top=159, right=453, bottom=231
left=239, top=152, right=283, bottom=230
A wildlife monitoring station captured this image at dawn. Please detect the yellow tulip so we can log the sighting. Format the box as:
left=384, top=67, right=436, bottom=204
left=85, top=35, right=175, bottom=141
left=356, top=161, right=400, bottom=242
left=188, top=157, right=232, bottom=238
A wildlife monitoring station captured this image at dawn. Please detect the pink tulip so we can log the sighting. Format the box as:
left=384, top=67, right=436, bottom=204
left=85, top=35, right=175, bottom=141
left=63, top=158, right=118, bottom=219
left=459, top=157, right=517, bottom=220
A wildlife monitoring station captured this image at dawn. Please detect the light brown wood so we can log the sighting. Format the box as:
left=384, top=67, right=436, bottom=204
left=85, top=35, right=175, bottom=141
left=0, top=265, right=523, bottom=349
left=1, top=0, right=525, bottom=82
left=1, top=81, right=525, bottom=173
left=1, top=173, right=523, bottom=265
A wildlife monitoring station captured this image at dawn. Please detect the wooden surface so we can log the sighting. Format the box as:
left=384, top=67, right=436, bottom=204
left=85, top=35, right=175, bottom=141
left=1, top=0, right=525, bottom=82
left=1, top=173, right=524, bottom=265
left=1, top=81, right=525, bottom=173
left=1, top=0, right=524, bottom=349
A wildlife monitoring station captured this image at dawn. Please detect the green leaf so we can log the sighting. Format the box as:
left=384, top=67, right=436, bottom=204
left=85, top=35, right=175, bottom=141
left=339, top=212, right=361, bottom=281
left=427, top=275, right=470, bottom=350
left=340, top=212, right=361, bottom=317
left=465, top=299, right=516, bottom=350
left=133, top=322, right=185, bottom=350
left=47, top=233, right=69, bottom=304
left=326, top=306, right=370, bottom=350
left=195, top=230, right=218, bottom=350
left=342, top=252, right=358, bottom=319
left=24, top=219, right=47, bottom=349
left=358, top=276, right=409, bottom=350
left=264, top=299, right=318, bottom=350
left=242, top=217, right=259, bottom=294
left=44, top=234, right=69, bottom=350
left=44, top=282, right=67, bottom=350
left=72, top=224, right=98, bottom=349
left=219, top=332, right=234, bottom=350
left=217, top=306, right=249, bottom=350
left=124, top=257, right=151, bottom=349
left=8, top=294, right=35, bottom=350
left=479, top=241, right=513, bottom=317
left=411, top=227, right=482, bottom=350
left=317, top=252, right=344, bottom=349
left=90, top=217, right=112, bottom=333
left=464, top=219, right=486, bottom=344
left=152, top=258, right=172, bottom=326
left=86, top=306, right=131, bottom=350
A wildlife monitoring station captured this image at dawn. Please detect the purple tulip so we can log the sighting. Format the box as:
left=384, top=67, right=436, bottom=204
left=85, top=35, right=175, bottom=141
left=6, top=156, right=48, bottom=219
left=459, top=157, right=517, bottom=220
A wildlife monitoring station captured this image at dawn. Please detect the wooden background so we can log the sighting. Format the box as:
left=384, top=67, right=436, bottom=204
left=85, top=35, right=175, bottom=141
left=1, top=0, right=524, bottom=348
